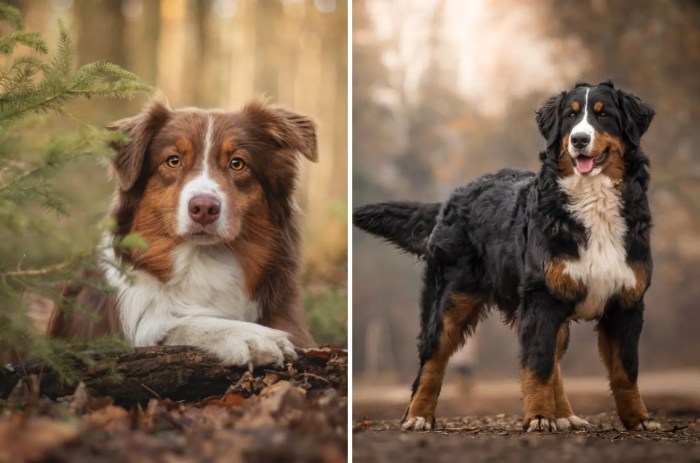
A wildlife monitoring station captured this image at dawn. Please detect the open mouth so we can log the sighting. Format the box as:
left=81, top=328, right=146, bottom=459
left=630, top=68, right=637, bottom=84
left=572, top=149, right=608, bottom=174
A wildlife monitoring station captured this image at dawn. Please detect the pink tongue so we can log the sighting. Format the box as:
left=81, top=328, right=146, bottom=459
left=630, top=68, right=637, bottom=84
left=576, top=156, right=594, bottom=174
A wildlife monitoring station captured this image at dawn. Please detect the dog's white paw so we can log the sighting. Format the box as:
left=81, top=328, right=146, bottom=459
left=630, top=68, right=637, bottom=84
left=633, top=419, right=662, bottom=431
left=218, top=325, right=297, bottom=367
left=164, top=319, right=297, bottom=367
left=556, top=415, right=593, bottom=432
left=401, top=415, right=434, bottom=431
left=526, top=417, right=557, bottom=433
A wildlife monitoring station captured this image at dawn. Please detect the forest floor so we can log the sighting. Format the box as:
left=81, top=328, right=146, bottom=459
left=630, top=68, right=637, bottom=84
left=0, top=348, right=347, bottom=463
left=353, top=369, right=700, bottom=462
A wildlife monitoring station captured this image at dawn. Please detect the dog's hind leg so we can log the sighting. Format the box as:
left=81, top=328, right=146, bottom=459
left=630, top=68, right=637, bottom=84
left=401, top=291, right=485, bottom=431
left=597, top=302, right=660, bottom=431
left=552, top=323, right=592, bottom=431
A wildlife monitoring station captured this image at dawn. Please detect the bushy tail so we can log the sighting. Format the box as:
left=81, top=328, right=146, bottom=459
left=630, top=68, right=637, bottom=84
left=352, top=201, right=441, bottom=257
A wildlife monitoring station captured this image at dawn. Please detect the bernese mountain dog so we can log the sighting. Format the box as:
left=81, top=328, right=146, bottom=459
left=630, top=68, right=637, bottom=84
left=353, top=81, right=659, bottom=432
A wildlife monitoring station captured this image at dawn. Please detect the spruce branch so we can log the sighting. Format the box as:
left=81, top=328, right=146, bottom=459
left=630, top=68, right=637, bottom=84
left=0, top=31, right=48, bottom=55
left=0, top=4, right=23, bottom=30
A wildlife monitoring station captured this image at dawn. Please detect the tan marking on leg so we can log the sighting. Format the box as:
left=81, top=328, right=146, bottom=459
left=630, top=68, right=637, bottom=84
left=545, top=260, right=586, bottom=301
left=553, top=325, right=574, bottom=419
left=404, top=293, right=484, bottom=430
left=521, top=368, right=556, bottom=431
left=618, top=263, right=648, bottom=308
left=597, top=327, right=653, bottom=430
left=551, top=325, right=593, bottom=431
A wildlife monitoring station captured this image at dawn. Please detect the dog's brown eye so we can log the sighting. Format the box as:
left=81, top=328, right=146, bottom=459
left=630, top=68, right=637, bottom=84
left=599, top=111, right=607, bottom=119
left=568, top=112, right=576, bottom=119
left=166, top=155, right=181, bottom=168
left=229, top=157, right=245, bottom=171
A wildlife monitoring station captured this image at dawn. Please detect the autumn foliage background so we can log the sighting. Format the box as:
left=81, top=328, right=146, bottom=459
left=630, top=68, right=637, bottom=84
left=353, top=0, right=700, bottom=378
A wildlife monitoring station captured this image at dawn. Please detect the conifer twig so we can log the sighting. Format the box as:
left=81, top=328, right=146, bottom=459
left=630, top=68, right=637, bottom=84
left=0, top=260, right=72, bottom=277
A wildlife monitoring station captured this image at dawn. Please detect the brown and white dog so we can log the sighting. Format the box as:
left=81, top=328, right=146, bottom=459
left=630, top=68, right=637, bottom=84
left=48, top=95, right=317, bottom=366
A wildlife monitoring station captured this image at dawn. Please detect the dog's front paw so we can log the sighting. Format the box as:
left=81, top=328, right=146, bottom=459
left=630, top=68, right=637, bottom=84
left=525, top=416, right=557, bottom=433
left=205, top=325, right=297, bottom=367
left=223, top=325, right=297, bottom=367
left=555, top=415, right=593, bottom=432
left=401, top=415, right=435, bottom=431
left=633, top=419, right=662, bottom=431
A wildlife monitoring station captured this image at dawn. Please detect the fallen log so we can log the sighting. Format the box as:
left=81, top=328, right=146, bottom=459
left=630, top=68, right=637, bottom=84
left=0, top=346, right=347, bottom=405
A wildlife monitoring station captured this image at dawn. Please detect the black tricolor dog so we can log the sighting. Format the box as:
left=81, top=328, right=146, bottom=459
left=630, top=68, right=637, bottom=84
left=353, top=81, right=659, bottom=433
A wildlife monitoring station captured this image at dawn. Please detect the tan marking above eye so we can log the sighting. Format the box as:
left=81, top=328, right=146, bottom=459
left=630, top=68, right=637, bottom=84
left=571, top=101, right=580, bottom=112
left=594, top=102, right=603, bottom=112
left=175, top=138, right=193, bottom=152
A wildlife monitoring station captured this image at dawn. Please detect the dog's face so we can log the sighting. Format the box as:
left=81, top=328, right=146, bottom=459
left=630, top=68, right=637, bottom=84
left=108, top=95, right=317, bottom=250
left=536, top=81, right=654, bottom=179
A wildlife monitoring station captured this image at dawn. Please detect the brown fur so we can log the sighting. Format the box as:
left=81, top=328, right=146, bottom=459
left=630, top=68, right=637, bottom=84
left=405, top=293, right=485, bottom=424
left=595, top=131, right=625, bottom=182
left=521, top=368, right=556, bottom=426
left=597, top=326, right=652, bottom=429
left=552, top=324, right=574, bottom=418
left=48, top=95, right=318, bottom=347
left=544, top=259, right=586, bottom=301
left=618, top=263, right=649, bottom=308
left=558, top=135, right=575, bottom=177
left=521, top=324, right=576, bottom=427
left=47, top=279, right=122, bottom=339
left=593, top=101, right=603, bottom=113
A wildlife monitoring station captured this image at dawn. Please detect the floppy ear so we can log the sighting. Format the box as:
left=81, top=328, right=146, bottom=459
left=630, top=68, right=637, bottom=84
left=244, top=101, right=318, bottom=162
left=617, top=90, right=654, bottom=147
left=107, top=93, right=172, bottom=191
left=535, top=91, right=565, bottom=152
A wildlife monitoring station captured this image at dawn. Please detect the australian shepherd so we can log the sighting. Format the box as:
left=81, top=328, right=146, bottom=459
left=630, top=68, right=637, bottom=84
left=353, top=81, right=660, bottom=432
left=48, top=94, right=318, bottom=367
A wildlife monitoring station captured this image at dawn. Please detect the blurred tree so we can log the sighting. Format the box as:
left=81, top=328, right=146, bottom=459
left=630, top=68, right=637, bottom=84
left=0, top=4, right=147, bottom=369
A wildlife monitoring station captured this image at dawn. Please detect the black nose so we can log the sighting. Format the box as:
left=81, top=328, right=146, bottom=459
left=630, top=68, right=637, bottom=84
left=188, top=194, right=221, bottom=225
left=571, top=133, right=591, bottom=150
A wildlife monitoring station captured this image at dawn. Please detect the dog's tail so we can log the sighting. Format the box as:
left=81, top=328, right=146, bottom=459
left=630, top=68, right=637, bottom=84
left=352, top=201, right=441, bottom=257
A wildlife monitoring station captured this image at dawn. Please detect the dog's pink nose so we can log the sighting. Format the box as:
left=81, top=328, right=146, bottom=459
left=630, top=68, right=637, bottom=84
left=188, top=195, right=221, bottom=225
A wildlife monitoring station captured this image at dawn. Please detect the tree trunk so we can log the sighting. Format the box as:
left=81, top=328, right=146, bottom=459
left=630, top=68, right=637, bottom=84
left=0, top=346, right=347, bottom=406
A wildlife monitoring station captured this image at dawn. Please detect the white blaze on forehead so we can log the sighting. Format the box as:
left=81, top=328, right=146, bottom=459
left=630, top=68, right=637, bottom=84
left=176, top=115, right=228, bottom=236
left=202, top=114, right=214, bottom=176
left=568, top=88, right=596, bottom=158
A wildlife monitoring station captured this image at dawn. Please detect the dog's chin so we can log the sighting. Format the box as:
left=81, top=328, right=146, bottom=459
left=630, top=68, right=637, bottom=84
left=182, top=232, right=224, bottom=245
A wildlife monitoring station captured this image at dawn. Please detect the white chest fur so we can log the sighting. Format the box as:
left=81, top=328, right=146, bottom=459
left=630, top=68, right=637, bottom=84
left=101, top=240, right=259, bottom=346
left=558, top=175, right=637, bottom=320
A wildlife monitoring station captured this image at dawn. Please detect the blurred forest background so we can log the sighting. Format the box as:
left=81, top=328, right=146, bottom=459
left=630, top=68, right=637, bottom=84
left=1, top=0, right=347, bottom=345
left=353, top=0, right=700, bottom=380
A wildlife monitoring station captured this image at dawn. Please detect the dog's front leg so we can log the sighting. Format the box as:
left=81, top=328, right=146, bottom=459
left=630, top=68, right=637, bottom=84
left=518, top=290, right=571, bottom=432
left=597, top=301, right=660, bottom=431
left=161, top=316, right=298, bottom=367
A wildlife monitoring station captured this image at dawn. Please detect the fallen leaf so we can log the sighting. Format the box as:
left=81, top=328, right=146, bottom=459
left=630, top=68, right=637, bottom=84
left=0, top=415, right=80, bottom=463
left=82, top=405, right=129, bottom=432
left=236, top=382, right=306, bottom=429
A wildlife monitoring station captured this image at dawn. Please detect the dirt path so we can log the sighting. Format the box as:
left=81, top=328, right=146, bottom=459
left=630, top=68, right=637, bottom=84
left=353, top=370, right=700, bottom=462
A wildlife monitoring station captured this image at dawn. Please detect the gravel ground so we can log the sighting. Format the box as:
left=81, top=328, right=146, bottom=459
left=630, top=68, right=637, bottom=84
left=353, top=412, right=700, bottom=462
